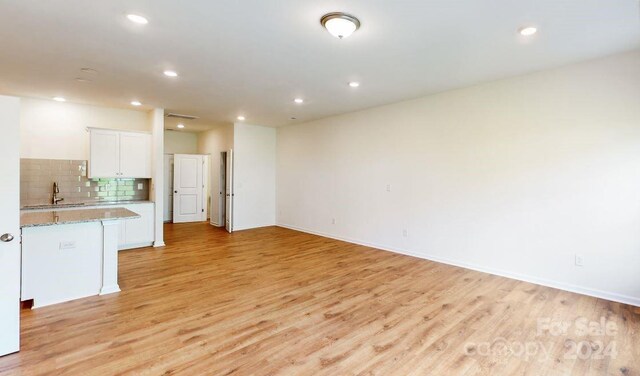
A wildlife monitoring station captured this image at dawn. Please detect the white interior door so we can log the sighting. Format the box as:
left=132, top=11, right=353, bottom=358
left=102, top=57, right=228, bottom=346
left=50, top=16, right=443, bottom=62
left=173, top=154, right=205, bottom=223
left=225, top=149, right=234, bottom=233
left=0, top=96, right=21, bottom=356
left=163, top=154, right=174, bottom=222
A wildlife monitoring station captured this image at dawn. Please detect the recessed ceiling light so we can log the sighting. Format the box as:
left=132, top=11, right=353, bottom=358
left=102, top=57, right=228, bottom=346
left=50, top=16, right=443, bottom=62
left=519, top=26, right=537, bottom=36
left=131, top=101, right=142, bottom=106
left=321, top=12, right=361, bottom=39
left=127, top=14, right=148, bottom=25
left=53, top=97, right=66, bottom=102
left=163, top=70, right=178, bottom=77
left=177, top=124, right=185, bottom=129
left=349, top=82, right=360, bottom=88
left=237, top=116, right=246, bottom=121
left=294, top=98, right=304, bottom=104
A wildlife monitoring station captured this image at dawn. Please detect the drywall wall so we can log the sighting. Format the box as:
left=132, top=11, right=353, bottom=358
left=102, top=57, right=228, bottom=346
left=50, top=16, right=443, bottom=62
left=20, top=98, right=150, bottom=160
left=197, top=123, right=234, bottom=224
left=164, top=130, right=198, bottom=154
left=277, top=50, right=640, bottom=306
left=233, top=123, right=276, bottom=231
left=150, top=108, right=165, bottom=247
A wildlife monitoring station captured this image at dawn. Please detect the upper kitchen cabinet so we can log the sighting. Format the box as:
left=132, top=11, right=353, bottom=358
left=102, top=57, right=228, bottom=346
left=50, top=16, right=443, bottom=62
left=89, top=129, right=151, bottom=178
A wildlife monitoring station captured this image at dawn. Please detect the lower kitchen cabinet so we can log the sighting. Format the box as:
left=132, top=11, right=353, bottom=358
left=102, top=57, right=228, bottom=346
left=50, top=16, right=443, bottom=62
left=118, top=203, right=155, bottom=250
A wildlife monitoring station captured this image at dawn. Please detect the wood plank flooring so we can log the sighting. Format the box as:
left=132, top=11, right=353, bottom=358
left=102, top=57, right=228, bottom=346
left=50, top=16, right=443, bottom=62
left=0, top=223, right=638, bottom=375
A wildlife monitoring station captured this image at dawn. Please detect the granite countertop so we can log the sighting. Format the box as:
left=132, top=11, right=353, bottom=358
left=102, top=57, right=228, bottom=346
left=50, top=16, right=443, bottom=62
left=21, top=208, right=140, bottom=228
left=21, top=200, right=153, bottom=211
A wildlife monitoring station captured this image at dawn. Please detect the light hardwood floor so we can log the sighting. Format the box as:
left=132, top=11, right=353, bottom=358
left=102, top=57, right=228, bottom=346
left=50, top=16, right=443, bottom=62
left=0, top=223, right=638, bottom=375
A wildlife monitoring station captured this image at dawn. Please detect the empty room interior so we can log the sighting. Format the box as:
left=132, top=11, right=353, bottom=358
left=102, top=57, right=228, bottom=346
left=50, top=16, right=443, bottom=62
left=1, top=1, right=640, bottom=375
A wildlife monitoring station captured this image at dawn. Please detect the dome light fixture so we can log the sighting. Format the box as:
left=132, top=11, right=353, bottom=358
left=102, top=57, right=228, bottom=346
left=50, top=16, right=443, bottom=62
left=177, top=124, right=185, bottom=129
left=320, top=12, right=360, bottom=39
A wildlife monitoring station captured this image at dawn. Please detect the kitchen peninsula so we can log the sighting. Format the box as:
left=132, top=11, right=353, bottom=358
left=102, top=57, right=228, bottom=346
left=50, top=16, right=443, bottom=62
left=20, top=207, right=139, bottom=308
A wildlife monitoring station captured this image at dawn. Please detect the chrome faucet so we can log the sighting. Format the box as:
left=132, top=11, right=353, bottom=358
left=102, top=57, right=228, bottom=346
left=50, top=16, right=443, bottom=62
left=52, top=182, right=64, bottom=205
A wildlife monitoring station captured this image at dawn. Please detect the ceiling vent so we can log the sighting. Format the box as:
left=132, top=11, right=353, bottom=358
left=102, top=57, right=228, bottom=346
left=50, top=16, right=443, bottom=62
left=166, top=113, right=199, bottom=120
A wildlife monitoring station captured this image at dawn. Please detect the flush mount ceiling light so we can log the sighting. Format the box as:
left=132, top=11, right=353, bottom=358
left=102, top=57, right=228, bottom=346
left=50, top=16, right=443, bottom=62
left=163, top=70, right=178, bottom=77
left=177, top=124, right=185, bottom=129
left=131, top=101, right=142, bottom=106
left=321, top=12, right=360, bottom=39
left=127, top=14, right=148, bottom=24
left=519, top=26, right=537, bottom=36
left=52, top=97, right=66, bottom=102
left=237, top=115, right=246, bottom=121
left=349, top=81, right=360, bottom=88
left=294, top=98, right=304, bottom=104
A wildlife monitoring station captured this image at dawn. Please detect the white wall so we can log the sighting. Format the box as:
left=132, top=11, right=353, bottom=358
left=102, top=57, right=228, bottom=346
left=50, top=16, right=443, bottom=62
left=164, top=131, right=198, bottom=154
left=197, top=124, right=233, bottom=224
left=277, top=50, right=640, bottom=306
left=233, top=123, right=276, bottom=231
left=150, top=108, right=165, bottom=247
left=20, top=98, right=150, bottom=160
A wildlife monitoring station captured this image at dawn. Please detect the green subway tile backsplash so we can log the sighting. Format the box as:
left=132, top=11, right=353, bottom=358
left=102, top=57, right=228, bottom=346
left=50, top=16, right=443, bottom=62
left=21, top=158, right=150, bottom=207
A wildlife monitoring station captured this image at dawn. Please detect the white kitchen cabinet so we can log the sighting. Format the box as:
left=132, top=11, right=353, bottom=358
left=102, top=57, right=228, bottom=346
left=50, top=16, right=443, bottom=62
left=89, top=129, right=151, bottom=178
left=89, top=129, right=120, bottom=178
left=117, top=203, right=155, bottom=250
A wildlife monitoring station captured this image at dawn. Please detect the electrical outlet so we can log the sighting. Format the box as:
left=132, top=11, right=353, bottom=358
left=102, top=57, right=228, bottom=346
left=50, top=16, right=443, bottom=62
left=331, top=218, right=336, bottom=225
left=60, top=241, right=76, bottom=250
left=137, top=183, right=144, bottom=190
left=386, top=184, right=391, bottom=192
left=575, top=254, right=584, bottom=267
left=402, top=229, right=408, bottom=237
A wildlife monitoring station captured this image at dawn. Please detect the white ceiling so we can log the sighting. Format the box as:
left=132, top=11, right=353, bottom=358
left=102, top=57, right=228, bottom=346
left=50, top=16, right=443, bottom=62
left=0, top=0, right=638, bottom=128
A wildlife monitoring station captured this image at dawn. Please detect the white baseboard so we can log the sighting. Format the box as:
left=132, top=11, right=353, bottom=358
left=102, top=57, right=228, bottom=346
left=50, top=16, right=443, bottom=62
left=233, top=223, right=276, bottom=232
left=99, top=284, right=121, bottom=295
left=277, top=223, right=640, bottom=307
left=152, top=241, right=165, bottom=247
left=119, top=242, right=154, bottom=251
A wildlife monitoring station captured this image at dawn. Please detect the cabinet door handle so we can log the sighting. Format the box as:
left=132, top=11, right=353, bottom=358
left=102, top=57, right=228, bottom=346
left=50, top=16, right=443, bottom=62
left=0, top=233, right=14, bottom=242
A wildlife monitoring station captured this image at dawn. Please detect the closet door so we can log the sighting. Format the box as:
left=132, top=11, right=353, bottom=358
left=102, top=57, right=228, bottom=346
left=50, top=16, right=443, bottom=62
left=173, top=154, right=204, bottom=223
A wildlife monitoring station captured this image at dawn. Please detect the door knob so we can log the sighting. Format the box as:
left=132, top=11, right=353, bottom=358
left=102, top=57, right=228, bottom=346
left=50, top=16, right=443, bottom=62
left=0, top=233, right=14, bottom=242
